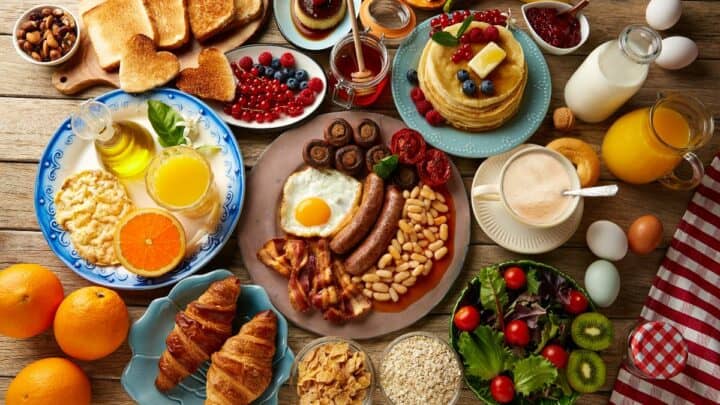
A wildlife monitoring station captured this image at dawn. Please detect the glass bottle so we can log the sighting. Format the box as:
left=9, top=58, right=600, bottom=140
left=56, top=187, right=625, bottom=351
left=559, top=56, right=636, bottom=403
left=564, top=25, right=662, bottom=123
left=622, top=320, right=688, bottom=380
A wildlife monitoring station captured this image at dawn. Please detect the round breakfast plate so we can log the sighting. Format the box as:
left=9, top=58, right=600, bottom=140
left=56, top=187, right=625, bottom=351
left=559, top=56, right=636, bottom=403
left=122, top=269, right=294, bottom=405
left=274, top=0, right=361, bottom=51
left=392, top=20, right=552, bottom=158
left=471, top=144, right=583, bottom=254
left=34, top=89, right=245, bottom=290
left=216, top=45, right=328, bottom=130
left=237, top=111, right=471, bottom=339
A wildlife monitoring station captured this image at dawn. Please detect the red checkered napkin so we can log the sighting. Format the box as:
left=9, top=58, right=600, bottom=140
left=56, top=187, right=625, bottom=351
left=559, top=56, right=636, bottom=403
left=611, top=153, right=720, bottom=404
left=629, top=321, right=688, bottom=379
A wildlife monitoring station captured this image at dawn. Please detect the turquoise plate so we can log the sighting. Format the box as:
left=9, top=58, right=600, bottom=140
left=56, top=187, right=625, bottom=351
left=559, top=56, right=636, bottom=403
left=122, top=270, right=294, bottom=405
left=274, top=0, right=361, bottom=51
left=392, top=20, right=552, bottom=158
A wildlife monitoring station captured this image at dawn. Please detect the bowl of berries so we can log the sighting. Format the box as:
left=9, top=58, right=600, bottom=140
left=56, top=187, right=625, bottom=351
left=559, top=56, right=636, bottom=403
left=219, top=45, right=328, bottom=129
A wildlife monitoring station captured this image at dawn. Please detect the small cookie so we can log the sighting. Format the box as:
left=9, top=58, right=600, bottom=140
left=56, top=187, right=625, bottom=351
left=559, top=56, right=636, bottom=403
left=546, top=138, right=600, bottom=187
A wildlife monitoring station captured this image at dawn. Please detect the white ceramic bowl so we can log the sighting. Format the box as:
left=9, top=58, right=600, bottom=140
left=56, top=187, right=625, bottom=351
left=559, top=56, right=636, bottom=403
left=12, top=4, right=80, bottom=66
left=521, top=1, right=590, bottom=56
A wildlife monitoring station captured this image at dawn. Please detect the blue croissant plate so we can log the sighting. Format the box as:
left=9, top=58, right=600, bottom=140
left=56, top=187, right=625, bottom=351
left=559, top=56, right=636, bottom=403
left=34, top=88, right=245, bottom=290
left=392, top=19, right=552, bottom=158
left=122, top=270, right=294, bottom=405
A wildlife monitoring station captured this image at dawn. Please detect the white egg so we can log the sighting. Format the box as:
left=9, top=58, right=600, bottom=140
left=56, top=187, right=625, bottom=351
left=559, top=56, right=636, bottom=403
left=656, top=36, right=699, bottom=70
left=584, top=260, right=620, bottom=308
left=586, top=220, right=628, bottom=261
left=646, top=0, right=682, bottom=31
left=280, top=167, right=362, bottom=238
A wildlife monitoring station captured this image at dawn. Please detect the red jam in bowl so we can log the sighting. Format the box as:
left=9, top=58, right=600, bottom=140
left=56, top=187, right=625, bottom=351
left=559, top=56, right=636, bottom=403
left=526, top=7, right=581, bottom=48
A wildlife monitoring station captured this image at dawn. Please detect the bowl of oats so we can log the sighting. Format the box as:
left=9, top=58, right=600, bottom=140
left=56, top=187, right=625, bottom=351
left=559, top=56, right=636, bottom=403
left=379, top=332, right=464, bottom=405
left=291, top=336, right=375, bottom=404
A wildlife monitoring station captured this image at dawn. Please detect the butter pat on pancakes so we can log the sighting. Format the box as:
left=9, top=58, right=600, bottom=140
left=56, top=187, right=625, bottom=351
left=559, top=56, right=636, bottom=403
left=280, top=167, right=362, bottom=238
left=502, top=152, right=572, bottom=226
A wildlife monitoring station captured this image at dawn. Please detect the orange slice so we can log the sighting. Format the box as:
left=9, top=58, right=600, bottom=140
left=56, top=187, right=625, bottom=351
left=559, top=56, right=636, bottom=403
left=113, top=208, right=186, bottom=277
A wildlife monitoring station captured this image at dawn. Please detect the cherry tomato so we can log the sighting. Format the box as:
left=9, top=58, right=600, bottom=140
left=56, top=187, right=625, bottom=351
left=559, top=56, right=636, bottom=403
left=453, top=305, right=480, bottom=332
left=490, top=375, right=515, bottom=403
left=541, top=344, right=569, bottom=369
left=417, top=148, right=451, bottom=187
left=504, top=319, right=530, bottom=347
left=390, top=128, right=426, bottom=165
left=503, top=266, right=526, bottom=290
left=565, top=290, right=589, bottom=314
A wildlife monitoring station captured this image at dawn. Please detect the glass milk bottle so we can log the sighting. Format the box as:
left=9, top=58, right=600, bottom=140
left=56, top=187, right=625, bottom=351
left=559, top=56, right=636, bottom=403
left=564, top=25, right=662, bottom=123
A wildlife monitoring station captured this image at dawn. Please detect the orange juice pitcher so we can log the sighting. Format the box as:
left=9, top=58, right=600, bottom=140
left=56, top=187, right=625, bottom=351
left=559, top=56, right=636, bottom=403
left=602, top=94, right=714, bottom=189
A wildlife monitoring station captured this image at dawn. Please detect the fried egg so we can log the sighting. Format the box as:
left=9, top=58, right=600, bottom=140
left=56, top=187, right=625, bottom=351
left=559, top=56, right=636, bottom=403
left=280, top=167, right=362, bottom=238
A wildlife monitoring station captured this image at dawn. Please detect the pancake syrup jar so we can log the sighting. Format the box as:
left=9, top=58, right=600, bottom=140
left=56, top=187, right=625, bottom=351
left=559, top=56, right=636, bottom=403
left=329, top=32, right=390, bottom=108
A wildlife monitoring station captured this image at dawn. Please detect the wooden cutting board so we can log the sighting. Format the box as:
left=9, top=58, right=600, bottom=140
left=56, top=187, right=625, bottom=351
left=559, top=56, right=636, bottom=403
left=52, top=0, right=270, bottom=95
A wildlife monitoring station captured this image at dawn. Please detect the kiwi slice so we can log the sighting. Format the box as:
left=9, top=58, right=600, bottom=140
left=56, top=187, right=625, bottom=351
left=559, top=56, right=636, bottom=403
left=571, top=312, right=614, bottom=350
left=566, top=350, right=606, bottom=394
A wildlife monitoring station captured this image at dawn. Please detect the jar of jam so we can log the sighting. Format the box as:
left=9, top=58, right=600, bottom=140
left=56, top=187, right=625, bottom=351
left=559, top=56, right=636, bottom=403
left=329, top=32, right=390, bottom=109
left=622, top=320, right=688, bottom=380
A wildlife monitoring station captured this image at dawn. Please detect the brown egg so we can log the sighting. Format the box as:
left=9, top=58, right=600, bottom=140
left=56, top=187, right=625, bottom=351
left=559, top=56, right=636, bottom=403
left=627, top=215, right=664, bottom=255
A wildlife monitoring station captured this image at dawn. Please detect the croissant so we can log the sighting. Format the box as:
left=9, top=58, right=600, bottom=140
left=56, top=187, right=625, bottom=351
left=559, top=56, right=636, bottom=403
left=155, top=276, right=241, bottom=392
left=205, top=310, right=277, bottom=405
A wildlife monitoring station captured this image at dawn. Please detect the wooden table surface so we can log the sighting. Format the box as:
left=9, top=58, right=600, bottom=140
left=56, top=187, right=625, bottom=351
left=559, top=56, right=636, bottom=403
left=1, top=0, right=718, bottom=403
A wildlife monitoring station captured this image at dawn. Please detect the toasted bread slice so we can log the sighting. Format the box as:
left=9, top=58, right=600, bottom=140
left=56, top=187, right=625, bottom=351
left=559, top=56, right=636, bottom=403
left=120, top=34, right=180, bottom=93
left=176, top=48, right=235, bottom=102
left=83, top=0, right=157, bottom=71
left=187, top=0, right=235, bottom=42
left=145, top=0, right=190, bottom=49
left=235, top=0, right=262, bottom=26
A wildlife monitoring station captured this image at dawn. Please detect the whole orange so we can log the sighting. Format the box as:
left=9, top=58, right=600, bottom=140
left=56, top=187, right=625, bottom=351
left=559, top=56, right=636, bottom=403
left=54, top=286, right=129, bottom=361
left=0, top=263, right=64, bottom=338
left=5, top=357, right=91, bottom=405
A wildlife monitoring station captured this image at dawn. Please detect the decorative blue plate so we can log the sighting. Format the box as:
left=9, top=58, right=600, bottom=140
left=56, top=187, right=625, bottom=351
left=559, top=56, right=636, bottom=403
left=34, top=88, right=245, bottom=290
left=122, top=270, right=294, bottom=405
left=274, top=0, right=361, bottom=51
left=392, top=21, right=552, bottom=158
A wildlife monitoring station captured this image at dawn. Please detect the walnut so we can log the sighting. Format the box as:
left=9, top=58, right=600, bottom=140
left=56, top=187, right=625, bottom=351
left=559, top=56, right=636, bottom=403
left=553, top=107, right=575, bottom=132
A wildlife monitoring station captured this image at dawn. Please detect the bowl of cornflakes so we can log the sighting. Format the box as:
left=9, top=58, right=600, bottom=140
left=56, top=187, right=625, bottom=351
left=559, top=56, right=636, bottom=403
left=290, top=337, right=375, bottom=404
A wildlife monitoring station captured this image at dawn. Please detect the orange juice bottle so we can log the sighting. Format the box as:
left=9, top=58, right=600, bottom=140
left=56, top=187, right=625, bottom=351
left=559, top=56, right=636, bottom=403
left=602, top=94, right=713, bottom=189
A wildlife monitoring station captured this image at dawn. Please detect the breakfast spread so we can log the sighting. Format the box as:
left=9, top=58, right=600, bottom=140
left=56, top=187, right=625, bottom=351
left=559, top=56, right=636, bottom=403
left=15, top=7, right=77, bottom=63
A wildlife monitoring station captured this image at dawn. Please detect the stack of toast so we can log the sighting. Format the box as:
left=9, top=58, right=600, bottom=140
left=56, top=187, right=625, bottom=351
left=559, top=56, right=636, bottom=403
left=82, top=0, right=262, bottom=98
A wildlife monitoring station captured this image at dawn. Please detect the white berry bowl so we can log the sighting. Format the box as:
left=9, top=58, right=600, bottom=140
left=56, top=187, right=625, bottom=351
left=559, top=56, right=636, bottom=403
left=521, top=1, right=590, bottom=56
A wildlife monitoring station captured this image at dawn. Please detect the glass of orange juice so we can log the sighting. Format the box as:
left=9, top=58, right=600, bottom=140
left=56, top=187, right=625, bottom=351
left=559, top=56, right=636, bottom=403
left=602, top=94, right=714, bottom=189
left=146, top=146, right=218, bottom=218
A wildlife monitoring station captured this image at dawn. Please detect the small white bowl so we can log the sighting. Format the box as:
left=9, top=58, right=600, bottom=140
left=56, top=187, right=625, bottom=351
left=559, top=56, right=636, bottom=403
left=521, top=1, right=590, bottom=55
left=12, top=5, right=81, bottom=66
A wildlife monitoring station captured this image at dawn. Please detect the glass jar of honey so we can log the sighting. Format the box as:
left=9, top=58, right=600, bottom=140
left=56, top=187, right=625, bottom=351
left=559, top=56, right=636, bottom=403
left=329, top=32, right=390, bottom=108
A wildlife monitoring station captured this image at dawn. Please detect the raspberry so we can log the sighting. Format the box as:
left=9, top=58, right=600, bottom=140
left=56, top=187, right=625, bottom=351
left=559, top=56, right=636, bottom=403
left=425, top=109, right=444, bottom=126
left=258, top=51, right=272, bottom=66
left=280, top=52, right=295, bottom=68
left=484, top=26, right=499, bottom=42
left=299, top=88, right=314, bottom=99
left=308, top=77, right=324, bottom=93
left=410, top=87, right=425, bottom=102
left=415, top=100, right=432, bottom=115
left=469, top=27, right=484, bottom=43
left=238, top=56, right=253, bottom=70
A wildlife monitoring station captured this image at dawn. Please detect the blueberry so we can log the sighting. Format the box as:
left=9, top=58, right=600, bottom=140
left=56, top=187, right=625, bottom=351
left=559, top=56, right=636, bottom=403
left=285, top=68, right=296, bottom=78
left=480, top=79, right=495, bottom=95
left=456, top=69, right=470, bottom=82
left=264, top=66, right=275, bottom=78
left=254, top=65, right=265, bottom=76
left=462, top=79, right=476, bottom=96
left=286, top=77, right=299, bottom=90
left=294, top=69, right=309, bottom=82
left=299, top=80, right=309, bottom=90
left=273, top=70, right=287, bottom=82
left=271, top=57, right=281, bottom=69
left=406, top=69, right=418, bottom=85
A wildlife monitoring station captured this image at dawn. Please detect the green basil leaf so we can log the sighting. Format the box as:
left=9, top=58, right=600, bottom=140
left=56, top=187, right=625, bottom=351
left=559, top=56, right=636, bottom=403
left=456, top=15, right=474, bottom=38
left=147, top=100, right=187, bottom=147
left=373, top=154, right=399, bottom=179
left=431, top=31, right=459, bottom=47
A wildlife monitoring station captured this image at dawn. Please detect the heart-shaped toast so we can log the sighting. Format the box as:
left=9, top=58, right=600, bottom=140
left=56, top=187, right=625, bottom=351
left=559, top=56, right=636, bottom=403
left=176, top=48, right=235, bottom=103
left=119, top=34, right=180, bottom=93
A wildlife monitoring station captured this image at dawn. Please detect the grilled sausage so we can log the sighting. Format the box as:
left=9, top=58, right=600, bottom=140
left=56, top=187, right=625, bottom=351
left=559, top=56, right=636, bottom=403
left=330, top=174, right=385, bottom=254
left=344, top=186, right=404, bottom=275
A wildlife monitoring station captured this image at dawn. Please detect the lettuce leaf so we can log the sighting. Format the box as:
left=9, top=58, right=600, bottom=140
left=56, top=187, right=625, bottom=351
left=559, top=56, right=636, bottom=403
left=512, top=355, right=558, bottom=396
left=458, top=325, right=514, bottom=381
left=527, top=268, right=540, bottom=295
left=479, top=266, right=508, bottom=329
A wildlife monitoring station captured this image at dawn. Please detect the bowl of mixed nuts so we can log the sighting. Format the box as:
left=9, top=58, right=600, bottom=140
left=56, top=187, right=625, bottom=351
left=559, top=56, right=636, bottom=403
left=13, top=5, right=80, bottom=66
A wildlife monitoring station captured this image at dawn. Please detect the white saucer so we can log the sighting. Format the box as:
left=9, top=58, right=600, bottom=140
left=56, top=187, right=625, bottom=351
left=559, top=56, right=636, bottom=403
left=471, top=144, right=583, bottom=254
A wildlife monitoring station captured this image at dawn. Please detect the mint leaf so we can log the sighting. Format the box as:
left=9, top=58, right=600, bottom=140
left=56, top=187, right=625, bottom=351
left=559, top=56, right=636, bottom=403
left=512, top=355, right=558, bottom=396
left=527, top=268, right=540, bottom=295
left=479, top=266, right=508, bottom=329
left=148, top=100, right=187, bottom=147
left=458, top=325, right=514, bottom=380
left=373, top=154, right=399, bottom=179
left=431, top=31, right=458, bottom=47
left=456, top=16, right=474, bottom=38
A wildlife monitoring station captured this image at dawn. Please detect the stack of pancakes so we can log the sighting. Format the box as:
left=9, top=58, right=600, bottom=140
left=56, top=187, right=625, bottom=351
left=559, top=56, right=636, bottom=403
left=418, top=22, right=527, bottom=132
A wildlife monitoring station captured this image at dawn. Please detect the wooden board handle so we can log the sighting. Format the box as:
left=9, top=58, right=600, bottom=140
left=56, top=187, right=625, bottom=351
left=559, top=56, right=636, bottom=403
left=52, top=34, right=119, bottom=95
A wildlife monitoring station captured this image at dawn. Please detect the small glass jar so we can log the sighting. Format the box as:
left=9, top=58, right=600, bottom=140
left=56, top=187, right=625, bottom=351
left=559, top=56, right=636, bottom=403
left=329, top=31, right=390, bottom=109
left=359, top=0, right=416, bottom=44
left=622, top=320, right=688, bottom=380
